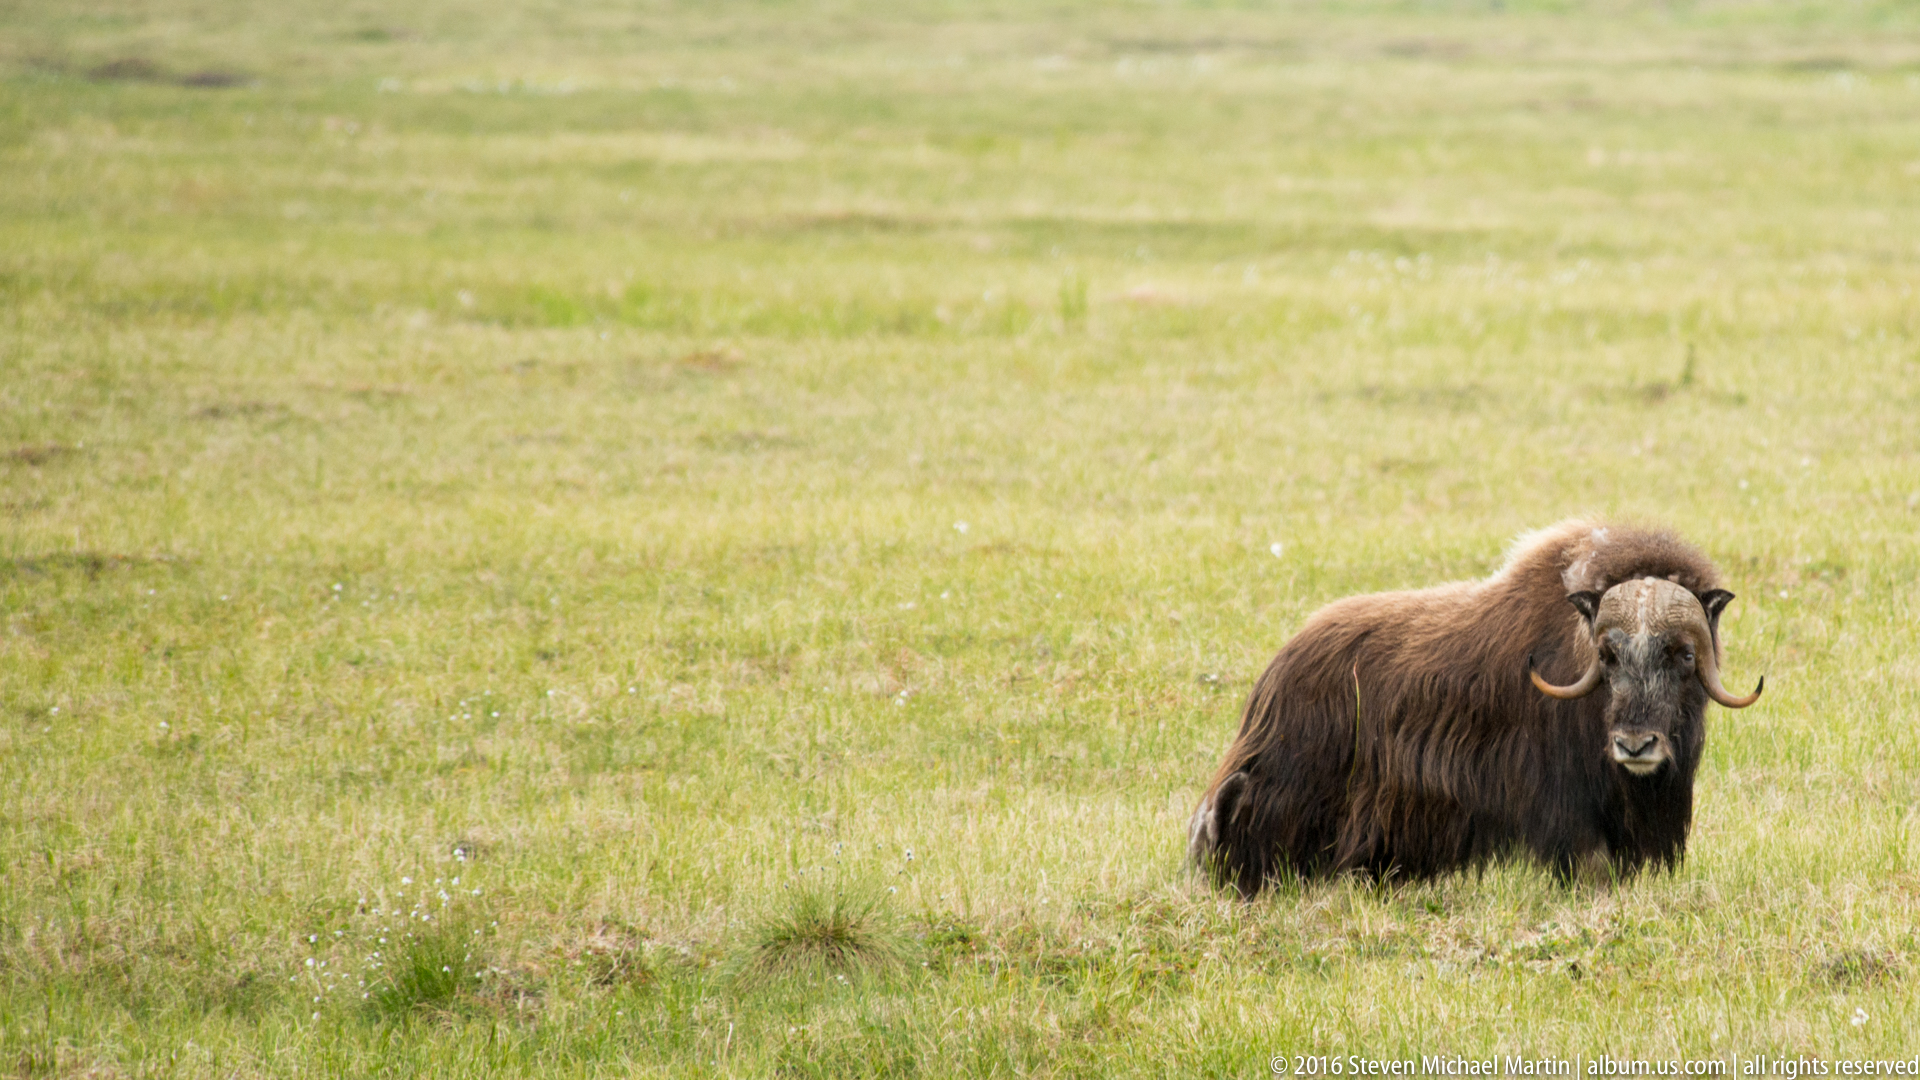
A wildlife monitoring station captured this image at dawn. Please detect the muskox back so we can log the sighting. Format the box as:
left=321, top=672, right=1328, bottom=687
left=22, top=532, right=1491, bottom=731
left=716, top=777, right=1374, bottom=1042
left=1190, top=521, right=1729, bottom=894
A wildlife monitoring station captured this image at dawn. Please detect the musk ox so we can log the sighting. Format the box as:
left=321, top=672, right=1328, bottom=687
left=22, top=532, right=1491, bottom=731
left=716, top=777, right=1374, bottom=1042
left=1188, top=520, right=1762, bottom=894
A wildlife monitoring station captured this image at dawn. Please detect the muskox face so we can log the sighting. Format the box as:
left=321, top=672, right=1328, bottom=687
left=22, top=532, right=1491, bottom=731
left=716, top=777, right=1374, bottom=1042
left=1532, top=578, right=1763, bottom=778
left=1592, top=606, right=1706, bottom=775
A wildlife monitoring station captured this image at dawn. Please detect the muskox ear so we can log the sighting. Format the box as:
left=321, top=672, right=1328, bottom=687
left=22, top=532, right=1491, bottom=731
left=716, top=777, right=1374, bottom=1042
left=1699, top=589, right=1734, bottom=620
left=1699, top=589, right=1734, bottom=642
left=1566, top=591, right=1603, bottom=629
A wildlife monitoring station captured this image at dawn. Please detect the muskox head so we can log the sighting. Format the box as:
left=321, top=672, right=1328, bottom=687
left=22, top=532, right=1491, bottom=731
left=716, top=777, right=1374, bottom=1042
left=1530, top=578, right=1762, bottom=777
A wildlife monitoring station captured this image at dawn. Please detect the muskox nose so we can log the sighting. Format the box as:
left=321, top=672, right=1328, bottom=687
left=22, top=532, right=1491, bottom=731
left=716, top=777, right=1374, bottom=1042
left=1614, top=734, right=1658, bottom=758
left=1610, top=731, right=1667, bottom=775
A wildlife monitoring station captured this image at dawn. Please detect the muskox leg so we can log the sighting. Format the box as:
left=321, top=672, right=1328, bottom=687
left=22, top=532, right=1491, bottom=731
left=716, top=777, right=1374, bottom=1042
left=1560, top=842, right=1616, bottom=888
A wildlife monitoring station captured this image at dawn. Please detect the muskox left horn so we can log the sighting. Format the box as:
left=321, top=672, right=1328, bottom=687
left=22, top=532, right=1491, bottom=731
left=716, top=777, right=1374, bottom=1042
left=1685, top=594, right=1762, bottom=708
left=1529, top=653, right=1602, bottom=700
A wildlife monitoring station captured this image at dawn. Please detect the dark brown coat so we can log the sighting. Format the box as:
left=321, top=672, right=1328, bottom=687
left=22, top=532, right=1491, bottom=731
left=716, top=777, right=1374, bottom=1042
left=1189, top=520, right=1744, bottom=894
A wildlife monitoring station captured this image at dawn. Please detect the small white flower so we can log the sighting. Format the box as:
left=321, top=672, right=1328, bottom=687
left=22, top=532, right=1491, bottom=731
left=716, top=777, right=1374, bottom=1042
left=401, top=877, right=412, bottom=885
left=305, top=958, right=315, bottom=967
left=308, top=934, right=317, bottom=943
left=1270, top=542, right=1285, bottom=557
left=332, top=583, right=342, bottom=591
left=159, top=722, right=169, bottom=730
left=1853, top=1007, right=1870, bottom=1027
left=954, top=522, right=969, bottom=533
left=49, top=707, right=57, bottom=714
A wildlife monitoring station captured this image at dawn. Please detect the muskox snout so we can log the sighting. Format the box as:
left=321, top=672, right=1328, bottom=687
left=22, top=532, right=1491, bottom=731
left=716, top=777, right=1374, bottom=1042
left=1609, top=730, right=1669, bottom=776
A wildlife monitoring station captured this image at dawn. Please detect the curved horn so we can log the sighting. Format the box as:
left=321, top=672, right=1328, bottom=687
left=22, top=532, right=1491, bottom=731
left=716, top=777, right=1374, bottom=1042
left=1673, top=593, right=1762, bottom=708
left=1696, top=635, right=1763, bottom=708
left=1529, top=653, right=1602, bottom=700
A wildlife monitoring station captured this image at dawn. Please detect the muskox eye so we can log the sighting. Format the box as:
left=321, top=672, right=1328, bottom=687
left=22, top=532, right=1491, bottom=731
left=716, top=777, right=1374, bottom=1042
left=1600, top=629, right=1628, bottom=664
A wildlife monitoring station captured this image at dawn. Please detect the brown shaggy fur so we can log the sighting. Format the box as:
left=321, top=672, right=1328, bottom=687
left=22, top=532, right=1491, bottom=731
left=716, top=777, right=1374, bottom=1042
left=1189, top=520, right=1733, bottom=894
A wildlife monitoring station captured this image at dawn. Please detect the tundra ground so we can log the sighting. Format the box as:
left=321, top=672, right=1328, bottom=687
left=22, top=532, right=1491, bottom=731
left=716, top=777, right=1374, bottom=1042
left=2, top=1, right=1919, bottom=1075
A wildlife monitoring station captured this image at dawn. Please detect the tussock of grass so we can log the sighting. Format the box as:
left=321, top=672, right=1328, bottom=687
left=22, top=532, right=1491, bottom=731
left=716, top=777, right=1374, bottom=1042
left=739, top=883, right=908, bottom=987
left=565, top=923, right=653, bottom=989
left=363, top=914, right=492, bottom=1022
left=1818, top=948, right=1902, bottom=987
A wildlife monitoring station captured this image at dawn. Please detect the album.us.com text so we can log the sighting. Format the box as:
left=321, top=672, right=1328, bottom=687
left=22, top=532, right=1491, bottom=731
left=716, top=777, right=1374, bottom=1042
left=1273, top=1056, right=1920, bottom=1078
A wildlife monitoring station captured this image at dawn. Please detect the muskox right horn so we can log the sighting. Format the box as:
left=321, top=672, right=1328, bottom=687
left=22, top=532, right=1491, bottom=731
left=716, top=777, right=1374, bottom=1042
left=1529, top=653, right=1602, bottom=700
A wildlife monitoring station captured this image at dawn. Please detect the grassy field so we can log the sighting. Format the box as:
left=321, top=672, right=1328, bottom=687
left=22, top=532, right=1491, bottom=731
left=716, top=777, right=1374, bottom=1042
left=3, top=0, right=1920, bottom=1074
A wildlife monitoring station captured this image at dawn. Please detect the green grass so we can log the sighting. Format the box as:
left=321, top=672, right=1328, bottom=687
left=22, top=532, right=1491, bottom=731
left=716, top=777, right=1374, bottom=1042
left=740, top=875, right=909, bottom=987
left=3, top=0, right=1920, bottom=1074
